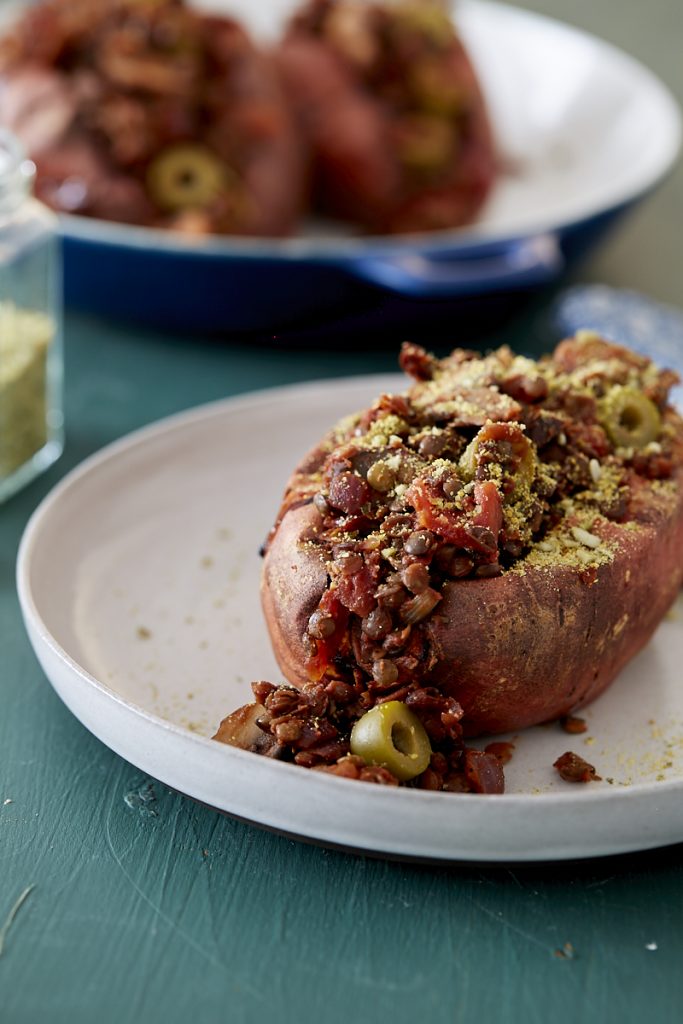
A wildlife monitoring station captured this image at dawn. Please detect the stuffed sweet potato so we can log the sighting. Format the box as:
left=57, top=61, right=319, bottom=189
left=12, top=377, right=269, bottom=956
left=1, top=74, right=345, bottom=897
left=215, top=333, right=683, bottom=793
left=276, top=0, right=496, bottom=233
left=0, top=0, right=305, bottom=235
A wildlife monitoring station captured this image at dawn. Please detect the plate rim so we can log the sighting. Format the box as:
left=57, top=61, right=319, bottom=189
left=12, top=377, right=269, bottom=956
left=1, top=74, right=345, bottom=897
left=16, top=374, right=683, bottom=862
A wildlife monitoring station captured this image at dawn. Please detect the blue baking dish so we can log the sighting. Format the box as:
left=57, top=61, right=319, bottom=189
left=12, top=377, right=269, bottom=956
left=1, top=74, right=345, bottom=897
left=56, top=1, right=680, bottom=332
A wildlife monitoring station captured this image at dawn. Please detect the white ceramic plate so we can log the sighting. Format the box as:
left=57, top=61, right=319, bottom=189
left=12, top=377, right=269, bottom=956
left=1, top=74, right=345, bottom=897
left=17, top=376, right=683, bottom=862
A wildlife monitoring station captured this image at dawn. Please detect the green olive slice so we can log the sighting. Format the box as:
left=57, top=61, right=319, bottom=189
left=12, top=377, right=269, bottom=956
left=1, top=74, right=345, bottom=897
left=396, top=115, right=455, bottom=173
left=599, top=386, right=662, bottom=449
left=350, top=701, right=432, bottom=781
left=393, top=2, right=454, bottom=47
left=410, top=61, right=464, bottom=116
left=459, top=423, right=535, bottom=497
left=146, top=144, right=231, bottom=211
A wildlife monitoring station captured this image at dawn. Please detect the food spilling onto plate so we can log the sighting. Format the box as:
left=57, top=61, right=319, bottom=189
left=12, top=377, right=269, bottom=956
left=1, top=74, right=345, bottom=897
left=0, top=0, right=495, bottom=235
left=215, top=333, right=683, bottom=793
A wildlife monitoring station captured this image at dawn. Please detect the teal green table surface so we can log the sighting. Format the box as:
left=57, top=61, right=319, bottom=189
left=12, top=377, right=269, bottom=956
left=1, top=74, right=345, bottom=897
left=7, top=316, right=683, bottom=1024
left=3, top=1, right=683, bottom=1021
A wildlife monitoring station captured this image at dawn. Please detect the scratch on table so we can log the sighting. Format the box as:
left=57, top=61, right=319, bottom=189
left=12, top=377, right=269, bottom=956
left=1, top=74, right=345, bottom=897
left=192, top=816, right=224, bottom=954
left=186, top=810, right=219, bottom=872
left=348, top=966, right=425, bottom=994
left=103, top=798, right=270, bottom=1006
left=158, top=800, right=191, bottom=911
left=468, top=897, right=551, bottom=953
left=505, top=869, right=527, bottom=890
left=0, top=885, right=35, bottom=957
left=103, top=780, right=232, bottom=974
left=104, top=808, right=223, bottom=968
left=585, top=877, right=617, bottom=889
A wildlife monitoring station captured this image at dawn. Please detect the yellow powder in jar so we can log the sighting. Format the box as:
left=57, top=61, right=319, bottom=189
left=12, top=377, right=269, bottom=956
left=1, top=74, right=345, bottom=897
left=0, top=301, right=54, bottom=478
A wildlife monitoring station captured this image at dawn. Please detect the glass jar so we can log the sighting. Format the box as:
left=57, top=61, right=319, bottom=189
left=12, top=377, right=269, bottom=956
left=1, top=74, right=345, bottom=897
left=0, top=128, right=63, bottom=503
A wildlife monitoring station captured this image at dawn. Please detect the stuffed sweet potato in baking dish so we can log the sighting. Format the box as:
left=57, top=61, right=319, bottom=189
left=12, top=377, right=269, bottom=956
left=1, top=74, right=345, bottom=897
left=276, top=0, right=496, bottom=233
left=0, top=0, right=305, bottom=235
left=215, top=334, right=683, bottom=793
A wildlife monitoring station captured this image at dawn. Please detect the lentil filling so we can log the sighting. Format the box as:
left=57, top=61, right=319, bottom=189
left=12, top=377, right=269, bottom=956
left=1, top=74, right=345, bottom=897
left=215, top=333, right=683, bottom=793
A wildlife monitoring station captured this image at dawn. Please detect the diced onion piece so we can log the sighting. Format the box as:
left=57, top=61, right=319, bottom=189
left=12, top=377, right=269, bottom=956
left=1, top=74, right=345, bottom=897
left=570, top=526, right=601, bottom=549
left=400, top=588, right=442, bottom=624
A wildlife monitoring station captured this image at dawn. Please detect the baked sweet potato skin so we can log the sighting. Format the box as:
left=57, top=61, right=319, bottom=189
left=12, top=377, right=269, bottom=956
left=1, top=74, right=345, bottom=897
left=426, top=475, right=683, bottom=734
left=261, top=502, right=329, bottom=689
